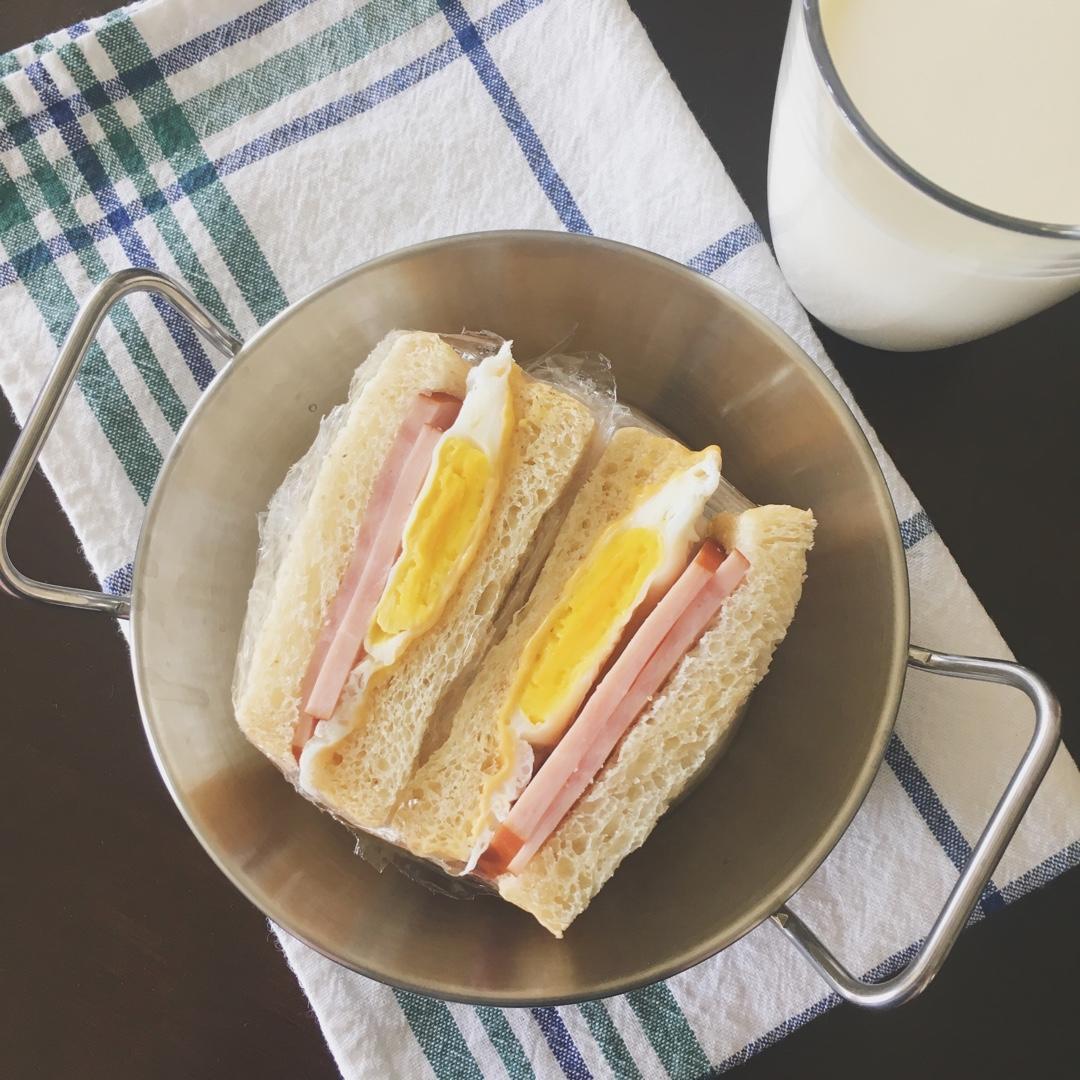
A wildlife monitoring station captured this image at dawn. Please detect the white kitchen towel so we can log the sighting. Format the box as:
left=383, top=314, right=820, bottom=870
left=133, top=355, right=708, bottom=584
left=0, top=1, right=1077, bottom=1077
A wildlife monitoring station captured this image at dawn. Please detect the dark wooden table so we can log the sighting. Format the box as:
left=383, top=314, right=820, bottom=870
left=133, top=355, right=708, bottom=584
left=3, top=2, right=1077, bottom=1077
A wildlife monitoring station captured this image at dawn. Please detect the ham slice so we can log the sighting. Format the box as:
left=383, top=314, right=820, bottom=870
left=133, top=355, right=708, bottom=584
left=292, top=392, right=461, bottom=759
left=483, top=541, right=750, bottom=875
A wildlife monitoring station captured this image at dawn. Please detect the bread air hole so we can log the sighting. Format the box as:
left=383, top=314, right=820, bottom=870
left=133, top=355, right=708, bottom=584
left=474, top=581, right=499, bottom=616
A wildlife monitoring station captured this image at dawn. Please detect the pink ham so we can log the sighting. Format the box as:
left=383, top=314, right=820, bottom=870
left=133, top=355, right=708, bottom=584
left=291, top=392, right=461, bottom=759
left=483, top=542, right=750, bottom=875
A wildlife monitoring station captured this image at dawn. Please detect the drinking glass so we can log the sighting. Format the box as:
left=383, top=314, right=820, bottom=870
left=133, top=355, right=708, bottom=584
left=768, top=0, right=1080, bottom=351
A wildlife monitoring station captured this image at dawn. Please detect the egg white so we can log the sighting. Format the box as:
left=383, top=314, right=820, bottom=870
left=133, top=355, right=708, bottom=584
left=623, top=445, right=722, bottom=595
left=364, top=344, right=514, bottom=668
left=508, top=446, right=722, bottom=749
left=298, top=346, right=515, bottom=795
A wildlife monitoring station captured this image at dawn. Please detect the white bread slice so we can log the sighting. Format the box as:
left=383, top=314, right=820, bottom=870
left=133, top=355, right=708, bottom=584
left=497, top=504, right=815, bottom=936
left=301, top=367, right=596, bottom=828
left=392, top=426, right=706, bottom=862
left=235, top=331, right=468, bottom=775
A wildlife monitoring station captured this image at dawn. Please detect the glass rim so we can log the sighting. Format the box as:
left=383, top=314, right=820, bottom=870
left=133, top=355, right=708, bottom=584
left=803, top=0, right=1080, bottom=241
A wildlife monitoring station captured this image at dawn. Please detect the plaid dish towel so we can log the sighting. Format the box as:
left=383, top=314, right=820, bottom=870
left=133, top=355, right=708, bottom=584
left=1, top=1, right=1078, bottom=1076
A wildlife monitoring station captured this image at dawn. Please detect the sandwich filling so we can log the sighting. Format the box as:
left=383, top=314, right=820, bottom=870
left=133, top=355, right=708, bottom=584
left=293, top=346, right=515, bottom=767
left=472, top=447, right=750, bottom=876
left=480, top=539, right=748, bottom=877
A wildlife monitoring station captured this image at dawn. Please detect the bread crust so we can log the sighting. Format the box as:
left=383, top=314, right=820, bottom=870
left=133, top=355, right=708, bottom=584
left=235, top=332, right=469, bottom=774
left=305, top=368, right=596, bottom=828
left=392, top=428, right=709, bottom=862
left=497, top=504, right=815, bottom=936
left=234, top=331, right=595, bottom=831
left=235, top=338, right=814, bottom=936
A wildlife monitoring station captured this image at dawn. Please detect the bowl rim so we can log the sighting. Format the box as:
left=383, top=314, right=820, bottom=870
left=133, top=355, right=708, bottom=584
left=131, top=229, right=910, bottom=1004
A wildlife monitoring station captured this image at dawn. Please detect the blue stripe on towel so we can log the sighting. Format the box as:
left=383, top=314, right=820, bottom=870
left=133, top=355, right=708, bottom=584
left=24, top=59, right=217, bottom=391
left=155, top=0, right=319, bottom=78
left=899, top=509, right=935, bottom=550
left=0, top=0, right=319, bottom=151
left=885, top=733, right=1007, bottom=914
left=102, top=561, right=134, bottom=596
left=214, top=36, right=464, bottom=178
left=530, top=1008, right=592, bottom=1080
left=687, top=222, right=764, bottom=275
left=438, top=0, right=591, bottom=235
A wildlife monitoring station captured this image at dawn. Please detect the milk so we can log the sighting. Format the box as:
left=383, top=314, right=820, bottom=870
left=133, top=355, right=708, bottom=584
left=768, top=1, right=1080, bottom=350
left=823, top=0, right=1080, bottom=225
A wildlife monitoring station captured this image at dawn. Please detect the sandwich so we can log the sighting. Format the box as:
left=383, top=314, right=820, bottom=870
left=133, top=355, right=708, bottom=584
left=393, top=426, right=815, bottom=935
left=233, top=330, right=595, bottom=830
left=234, top=332, right=815, bottom=938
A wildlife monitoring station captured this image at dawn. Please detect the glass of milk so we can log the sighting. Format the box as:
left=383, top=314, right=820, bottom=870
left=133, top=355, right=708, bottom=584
left=768, top=0, right=1080, bottom=350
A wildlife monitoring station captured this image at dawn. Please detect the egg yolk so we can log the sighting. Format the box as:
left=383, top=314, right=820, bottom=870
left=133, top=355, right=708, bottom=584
left=516, top=525, right=663, bottom=727
left=373, top=436, right=490, bottom=639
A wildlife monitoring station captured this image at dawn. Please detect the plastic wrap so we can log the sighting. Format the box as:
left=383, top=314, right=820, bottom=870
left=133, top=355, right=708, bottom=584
left=232, top=333, right=403, bottom=713
left=489, top=347, right=620, bottom=643
left=613, top=402, right=755, bottom=515
left=363, top=335, right=625, bottom=888
left=410, top=336, right=622, bottom=736
left=607, top=404, right=754, bottom=809
left=238, top=328, right=751, bottom=897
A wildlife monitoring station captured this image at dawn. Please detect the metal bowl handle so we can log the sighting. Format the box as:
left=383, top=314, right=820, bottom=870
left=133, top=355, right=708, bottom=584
left=771, top=644, right=1061, bottom=1008
left=0, top=268, right=242, bottom=619
left=3, top=273, right=1062, bottom=1004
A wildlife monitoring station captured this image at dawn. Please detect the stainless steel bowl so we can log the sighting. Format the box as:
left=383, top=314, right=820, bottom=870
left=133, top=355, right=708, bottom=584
left=0, top=231, right=1059, bottom=1009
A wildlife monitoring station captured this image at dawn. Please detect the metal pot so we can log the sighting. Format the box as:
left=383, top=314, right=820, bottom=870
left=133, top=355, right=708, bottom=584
left=0, top=231, right=1059, bottom=1008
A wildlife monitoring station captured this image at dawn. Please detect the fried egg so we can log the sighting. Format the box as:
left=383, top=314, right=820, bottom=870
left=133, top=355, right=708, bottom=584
left=298, top=346, right=515, bottom=794
left=507, top=446, right=722, bottom=748
left=366, top=343, right=515, bottom=668
left=463, top=446, right=722, bottom=866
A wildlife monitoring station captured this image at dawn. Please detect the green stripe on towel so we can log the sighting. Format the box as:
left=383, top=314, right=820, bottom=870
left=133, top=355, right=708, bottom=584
left=182, top=0, right=441, bottom=140
left=578, top=1000, right=642, bottom=1080
left=56, top=39, right=241, bottom=338
left=395, top=990, right=484, bottom=1080
left=475, top=1006, right=536, bottom=1080
left=94, top=17, right=291, bottom=327
left=0, top=82, right=190, bottom=434
left=0, top=162, right=162, bottom=498
left=625, top=982, right=710, bottom=1079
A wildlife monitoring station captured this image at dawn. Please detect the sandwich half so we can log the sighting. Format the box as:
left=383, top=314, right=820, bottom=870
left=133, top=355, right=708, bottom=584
left=234, top=330, right=595, bottom=830
left=393, top=426, right=815, bottom=935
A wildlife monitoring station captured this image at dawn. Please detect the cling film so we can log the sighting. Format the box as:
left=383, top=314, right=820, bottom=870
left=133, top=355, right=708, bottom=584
left=239, top=327, right=751, bottom=898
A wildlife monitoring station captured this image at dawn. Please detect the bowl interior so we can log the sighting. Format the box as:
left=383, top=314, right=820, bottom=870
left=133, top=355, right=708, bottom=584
left=133, top=232, right=907, bottom=1003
